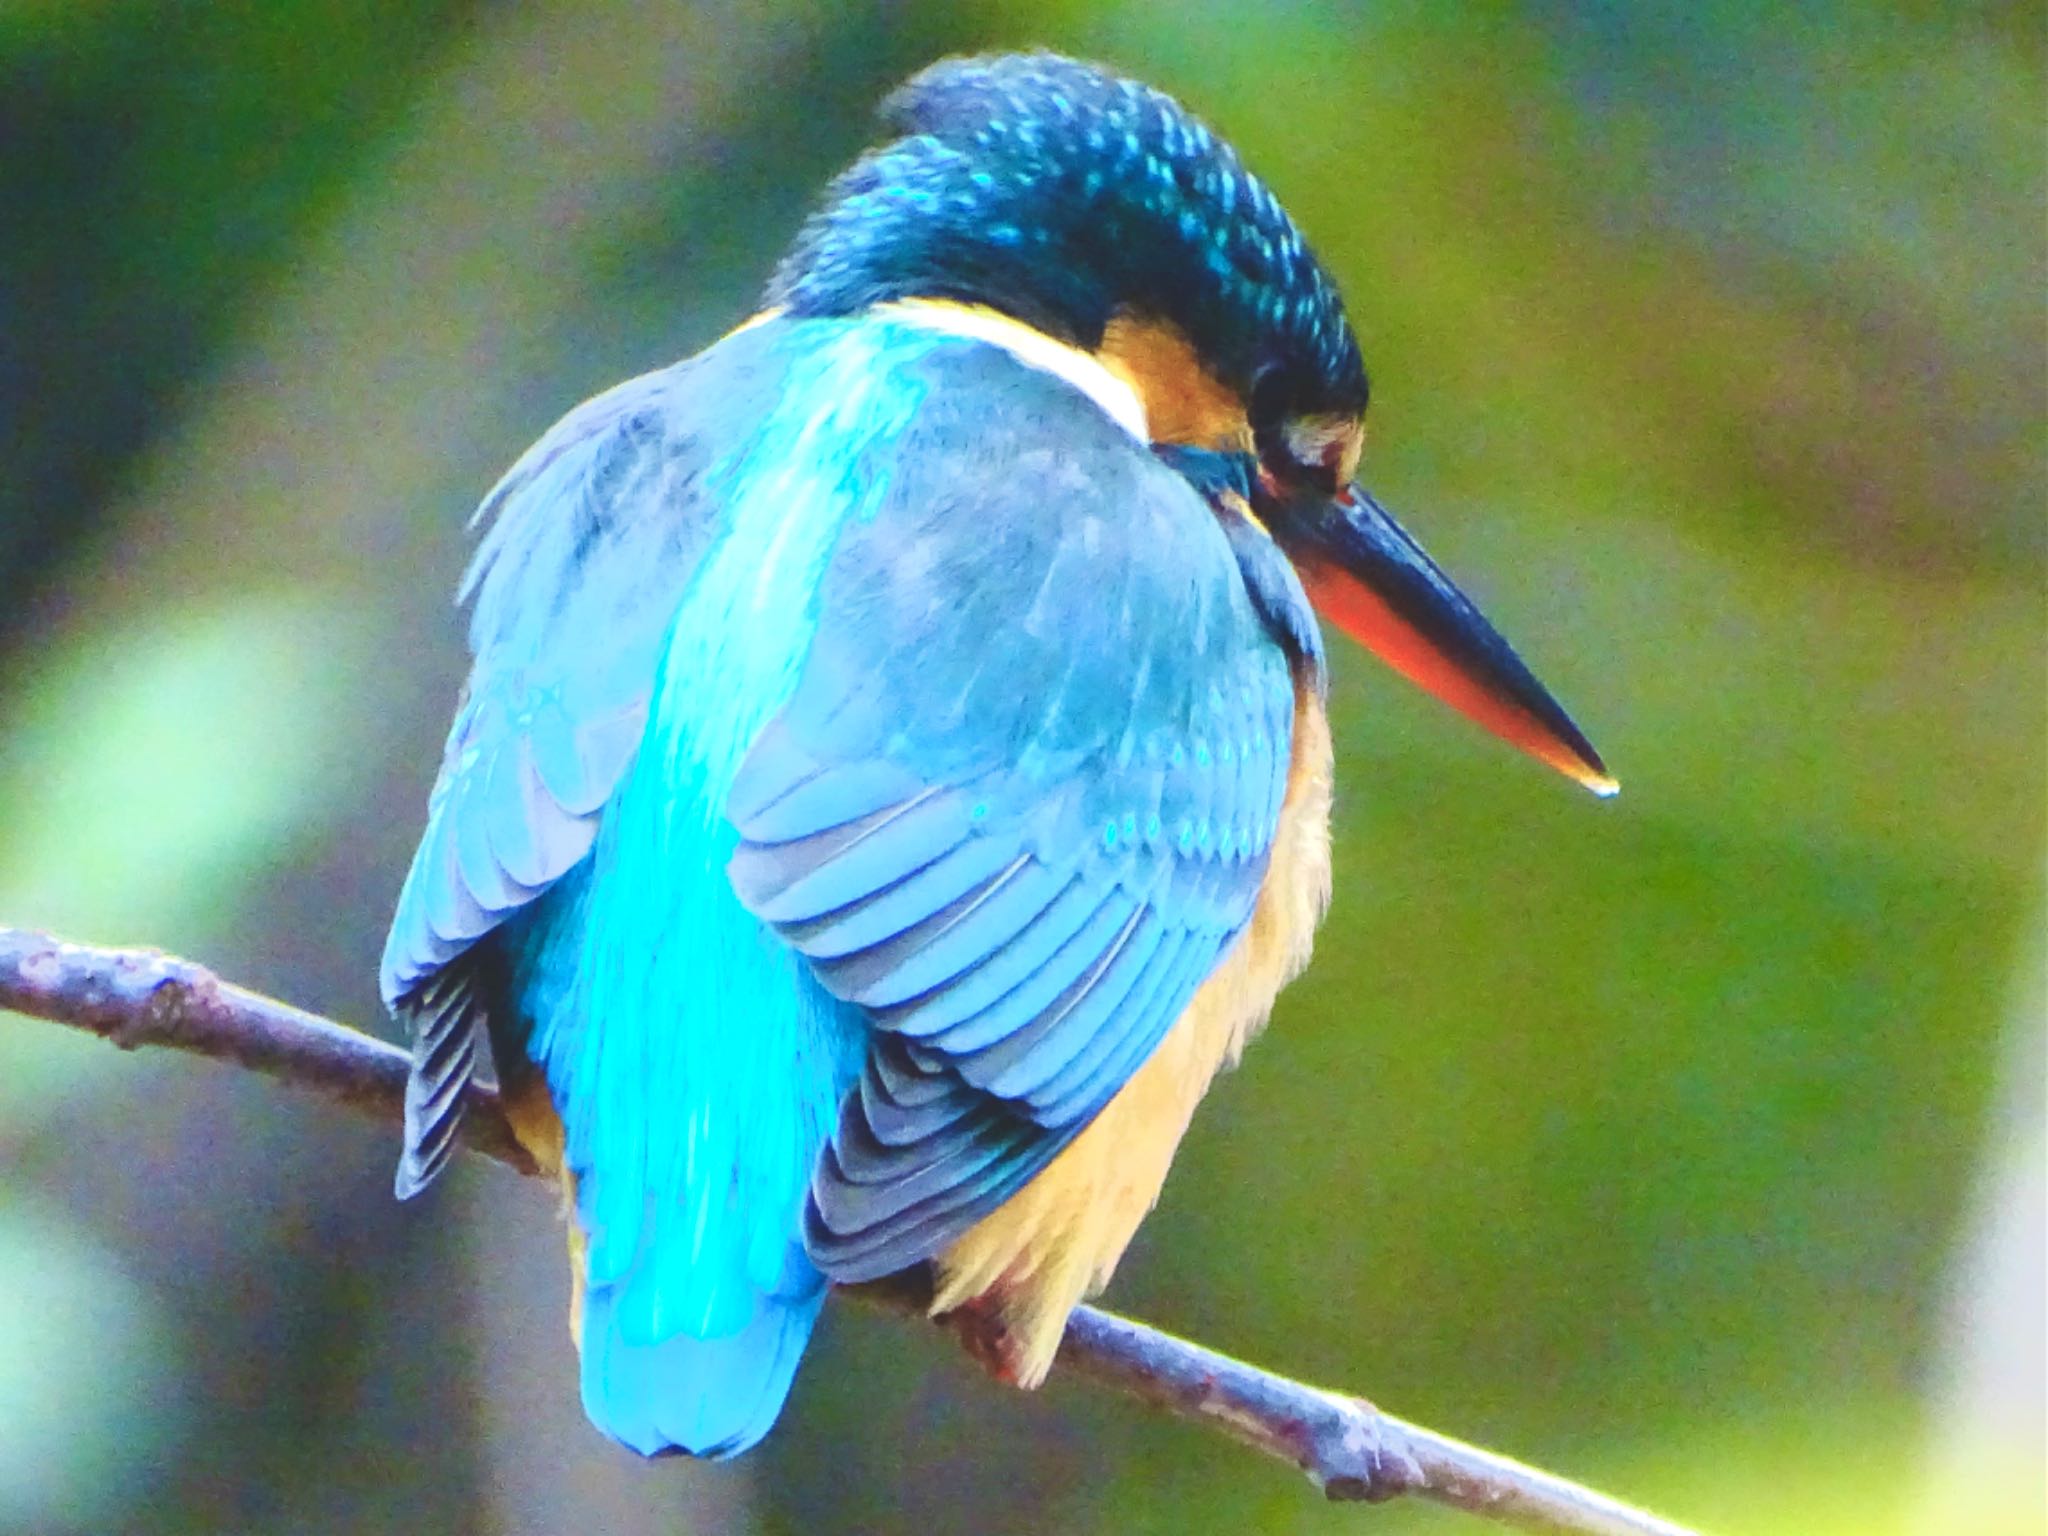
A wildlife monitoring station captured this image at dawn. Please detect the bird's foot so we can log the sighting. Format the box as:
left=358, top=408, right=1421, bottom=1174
left=941, top=1291, right=1030, bottom=1386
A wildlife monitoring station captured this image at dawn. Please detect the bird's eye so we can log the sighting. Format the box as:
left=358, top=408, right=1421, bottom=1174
left=1284, top=417, right=1361, bottom=492
left=1249, top=370, right=1314, bottom=485
left=1258, top=416, right=1360, bottom=496
left=1249, top=366, right=1363, bottom=494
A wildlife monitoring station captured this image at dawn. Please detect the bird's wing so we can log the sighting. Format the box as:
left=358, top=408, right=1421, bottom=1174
left=723, top=357, right=1298, bottom=1281
left=379, top=332, right=780, bottom=1194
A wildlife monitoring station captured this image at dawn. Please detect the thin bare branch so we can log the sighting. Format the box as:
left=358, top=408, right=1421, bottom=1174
left=1, top=925, right=1704, bottom=1536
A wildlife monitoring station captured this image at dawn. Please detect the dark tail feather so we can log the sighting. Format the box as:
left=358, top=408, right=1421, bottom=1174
left=393, top=963, right=486, bottom=1198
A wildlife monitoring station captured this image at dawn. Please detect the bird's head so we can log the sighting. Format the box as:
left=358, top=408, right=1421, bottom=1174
left=771, top=52, right=1614, bottom=796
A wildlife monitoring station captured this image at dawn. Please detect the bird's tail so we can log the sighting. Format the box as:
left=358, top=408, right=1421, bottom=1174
left=577, top=1273, right=822, bottom=1459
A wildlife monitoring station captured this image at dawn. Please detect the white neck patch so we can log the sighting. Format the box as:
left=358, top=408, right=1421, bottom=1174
left=880, top=299, right=1149, bottom=443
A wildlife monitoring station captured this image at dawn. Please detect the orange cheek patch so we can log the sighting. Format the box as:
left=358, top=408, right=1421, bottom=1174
left=1096, top=313, right=1251, bottom=451
left=1300, top=558, right=1618, bottom=795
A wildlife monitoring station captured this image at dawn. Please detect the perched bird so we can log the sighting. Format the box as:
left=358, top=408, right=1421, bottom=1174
left=381, top=52, right=1614, bottom=1459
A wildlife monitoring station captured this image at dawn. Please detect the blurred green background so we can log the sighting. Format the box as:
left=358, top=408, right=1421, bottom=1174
left=2, top=4, right=2041, bottom=1534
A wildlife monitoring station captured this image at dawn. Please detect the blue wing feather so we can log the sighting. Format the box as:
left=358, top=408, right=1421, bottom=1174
left=720, top=331, right=1299, bottom=1281
left=380, top=362, right=721, bottom=1010
left=379, top=360, right=722, bottom=1199
left=383, top=308, right=1310, bottom=1448
left=849, top=858, right=1069, bottom=1010
left=382, top=316, right=887, bottom=1454
left=969, top=906, right=1163, bottom=1099
left=784, top=839, right=1024, bottom=960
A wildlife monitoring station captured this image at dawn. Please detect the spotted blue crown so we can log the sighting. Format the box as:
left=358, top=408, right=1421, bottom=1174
left=769, top=52, right=1368, bottom=422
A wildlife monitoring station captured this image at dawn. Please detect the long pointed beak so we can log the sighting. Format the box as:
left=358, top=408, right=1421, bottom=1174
left=1271, top=484, right=1617, bottom=796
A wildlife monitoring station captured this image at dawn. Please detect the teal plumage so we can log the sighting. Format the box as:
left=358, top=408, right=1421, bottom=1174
left=382, top=311, right=1303, bottom=1453
left=382, top=51, right=1611, bottom=1463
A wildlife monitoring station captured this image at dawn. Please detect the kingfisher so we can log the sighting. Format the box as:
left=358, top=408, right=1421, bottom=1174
left=381, top=52, right=1614, bottom=1459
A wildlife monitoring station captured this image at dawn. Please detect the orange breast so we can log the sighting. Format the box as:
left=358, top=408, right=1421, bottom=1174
left=930, top=678, right=1335, bottom=1385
